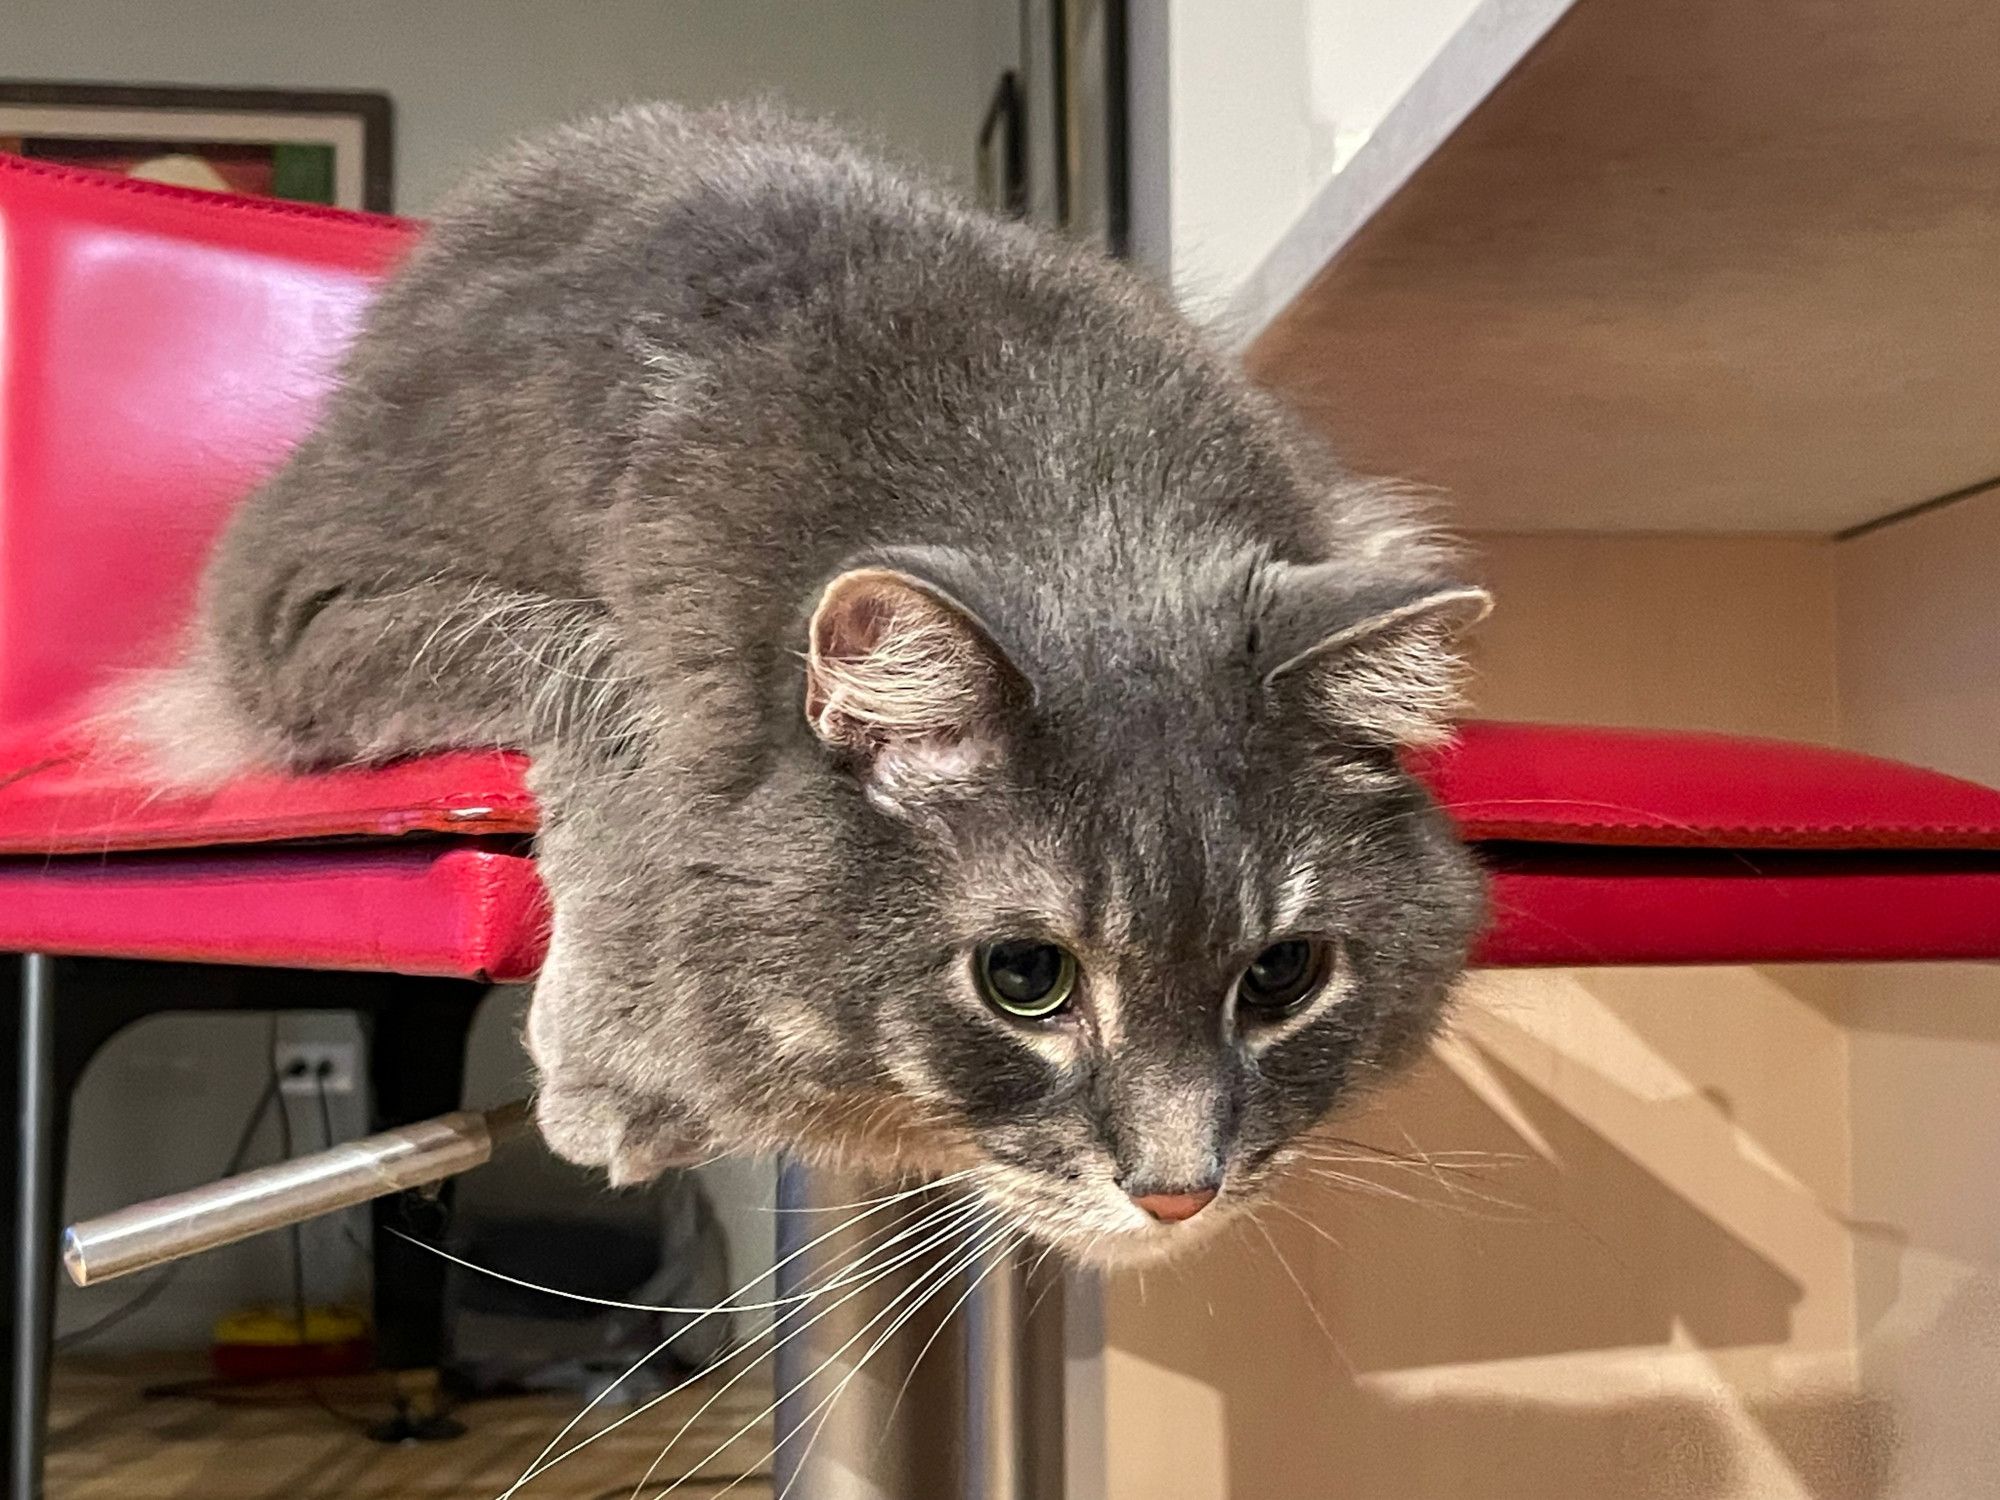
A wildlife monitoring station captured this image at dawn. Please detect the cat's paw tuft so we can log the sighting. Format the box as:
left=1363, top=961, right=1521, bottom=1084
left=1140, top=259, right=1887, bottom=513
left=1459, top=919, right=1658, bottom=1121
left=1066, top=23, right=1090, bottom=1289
left=535, top=1082, right=705, bottom=1186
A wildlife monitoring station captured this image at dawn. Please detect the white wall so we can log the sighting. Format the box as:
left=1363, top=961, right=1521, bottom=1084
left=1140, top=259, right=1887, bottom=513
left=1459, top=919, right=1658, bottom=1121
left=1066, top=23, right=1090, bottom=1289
left=58, top=1010, right=376, bottom=1352
left=6, top=0, right=1015, bottom=210
left=1152, top=0, right=1483, bottom=307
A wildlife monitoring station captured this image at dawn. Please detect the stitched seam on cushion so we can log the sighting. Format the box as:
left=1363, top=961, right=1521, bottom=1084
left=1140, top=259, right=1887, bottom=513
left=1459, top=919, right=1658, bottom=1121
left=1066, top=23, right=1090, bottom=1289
left=1458, top=818, right=2000, bottom=850
left=0, top=751, right=540, bottom=855
left=1456, top=812, right=2000, bottom=838
left=1441, top=797, right=2000, bottom=838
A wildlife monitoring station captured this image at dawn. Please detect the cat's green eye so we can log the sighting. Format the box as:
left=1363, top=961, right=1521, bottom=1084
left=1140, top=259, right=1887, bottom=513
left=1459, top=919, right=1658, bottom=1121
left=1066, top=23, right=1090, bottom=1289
left=975, top=941, right=1078, bottom=1020
left=1236, top=938, right=1332, bottom=1018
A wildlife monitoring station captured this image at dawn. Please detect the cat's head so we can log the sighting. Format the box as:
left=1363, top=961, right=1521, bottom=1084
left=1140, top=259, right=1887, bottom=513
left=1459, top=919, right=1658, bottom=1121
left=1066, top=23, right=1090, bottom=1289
left=771, top=536, right=1489, bottom=1263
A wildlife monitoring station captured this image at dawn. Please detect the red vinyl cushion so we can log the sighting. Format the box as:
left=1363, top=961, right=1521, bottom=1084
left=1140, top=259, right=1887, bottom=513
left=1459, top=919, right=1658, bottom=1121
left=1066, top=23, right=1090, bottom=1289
left=3, top=151, right=1998, bottom=974
left=2, top=721, right=1998, bottom=970
left=1412, top=720, right=2000, bottom=852
left=2, top=823, right=1989, bottom=975
left=4, top=721, right=1999, bottom=860
left=1478, top=857, right=2000, bottom=967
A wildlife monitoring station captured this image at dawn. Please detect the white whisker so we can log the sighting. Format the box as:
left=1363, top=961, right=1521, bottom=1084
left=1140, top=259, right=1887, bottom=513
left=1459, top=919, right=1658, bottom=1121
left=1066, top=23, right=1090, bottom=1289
left=410, top=1168, right=975, bottom=1318
left=687, top=1216, right=1015, bottom=1500
left=869, top=1227, right=1028, bottom=1461
left=493, top=1174, right=976, bottom=1499
left=627, top=1207, right=1004, bottom=1500
left=506, top=1191, right=991, bottom=1496
left=1245, top=1209, right=1354, bottom=1380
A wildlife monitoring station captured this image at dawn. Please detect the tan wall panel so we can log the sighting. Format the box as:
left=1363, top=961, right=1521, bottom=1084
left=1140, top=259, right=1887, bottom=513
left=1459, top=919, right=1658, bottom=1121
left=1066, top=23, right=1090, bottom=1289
left=1465, top=533, right=1840, bottom=740
left=1831, top=492, right=2000, bottom=1498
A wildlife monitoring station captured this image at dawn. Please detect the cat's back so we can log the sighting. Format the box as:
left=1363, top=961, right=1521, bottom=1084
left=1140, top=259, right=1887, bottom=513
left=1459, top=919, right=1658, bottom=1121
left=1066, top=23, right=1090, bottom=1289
left=355, top=101, right=1316, bottom=659
left=363, top=102, right=971, bottom=380
left=219, top=104, right=983, bottom=585
left=149, top=100, right=1360, bottom=787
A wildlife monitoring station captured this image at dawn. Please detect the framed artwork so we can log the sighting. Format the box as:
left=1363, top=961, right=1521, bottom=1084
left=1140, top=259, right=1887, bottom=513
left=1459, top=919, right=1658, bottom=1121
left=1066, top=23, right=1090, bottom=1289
left=0, top=82, right=393, bottom=211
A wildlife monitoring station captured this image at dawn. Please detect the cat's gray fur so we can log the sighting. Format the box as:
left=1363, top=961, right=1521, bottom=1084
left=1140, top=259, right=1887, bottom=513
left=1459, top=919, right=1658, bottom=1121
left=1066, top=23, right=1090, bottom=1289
left=126, top=103, right=1488, bottom=1261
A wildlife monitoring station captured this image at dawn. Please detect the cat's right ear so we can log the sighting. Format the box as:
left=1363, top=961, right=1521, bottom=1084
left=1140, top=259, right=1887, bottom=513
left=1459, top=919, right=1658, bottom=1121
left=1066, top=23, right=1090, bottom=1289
left=1256, top=562, right=1491, bottom=748
left=805, top=564, right=1028, bottom=800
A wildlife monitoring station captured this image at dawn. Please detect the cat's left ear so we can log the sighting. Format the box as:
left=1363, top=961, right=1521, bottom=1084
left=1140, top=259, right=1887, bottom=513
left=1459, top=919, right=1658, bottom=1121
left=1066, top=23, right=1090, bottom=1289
left=805, top=556, right=1031, bottom=798
left=1257, top=562, right=1491, bottom=748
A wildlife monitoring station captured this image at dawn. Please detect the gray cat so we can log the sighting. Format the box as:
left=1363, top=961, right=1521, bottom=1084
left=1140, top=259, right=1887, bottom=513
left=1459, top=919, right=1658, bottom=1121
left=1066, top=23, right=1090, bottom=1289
left=122, top=103, right=1488, bottom=1263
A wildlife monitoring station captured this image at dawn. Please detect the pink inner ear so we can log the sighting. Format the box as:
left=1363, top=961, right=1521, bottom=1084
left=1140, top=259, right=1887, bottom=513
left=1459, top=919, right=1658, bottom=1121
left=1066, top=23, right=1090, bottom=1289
left=806, top=581, right=895, bottom=729
left=819, top=592, right=893, bottom=663
left=805, top=569, right=993, bottom=759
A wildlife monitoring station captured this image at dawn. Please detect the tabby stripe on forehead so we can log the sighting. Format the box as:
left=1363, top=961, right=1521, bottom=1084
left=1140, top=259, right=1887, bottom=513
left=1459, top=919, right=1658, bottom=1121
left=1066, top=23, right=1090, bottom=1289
left=1088, top=861, right=1134, bottom=950
left=1090, top=966, right=1124, bottom=1051
left=1273, top=863, right=1323, bottom=933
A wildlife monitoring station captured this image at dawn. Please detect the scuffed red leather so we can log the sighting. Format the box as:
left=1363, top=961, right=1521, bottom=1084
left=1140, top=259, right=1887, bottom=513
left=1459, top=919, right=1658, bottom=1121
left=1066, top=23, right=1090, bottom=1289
left=0, top=743, right=536, bottom=855
left=4, top=150, right=1998, bottom=975
left=0, top=844, right=548, bottom=981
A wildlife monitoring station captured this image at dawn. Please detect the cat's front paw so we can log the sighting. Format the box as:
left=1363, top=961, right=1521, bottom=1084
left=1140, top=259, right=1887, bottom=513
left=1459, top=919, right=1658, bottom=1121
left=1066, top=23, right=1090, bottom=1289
left=535, top=1082, right=708, bottom=1187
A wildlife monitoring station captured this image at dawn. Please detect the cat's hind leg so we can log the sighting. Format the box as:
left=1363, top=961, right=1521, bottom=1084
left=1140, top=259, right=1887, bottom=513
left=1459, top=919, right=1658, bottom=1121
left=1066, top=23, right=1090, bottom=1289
left=114, top=557, right=631, bottom=784
left=230, top=567, right=626, bottom=765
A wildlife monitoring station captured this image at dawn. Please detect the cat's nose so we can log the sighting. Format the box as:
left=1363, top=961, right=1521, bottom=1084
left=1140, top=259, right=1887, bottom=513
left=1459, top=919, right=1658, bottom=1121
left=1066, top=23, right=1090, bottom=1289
left=1131, top=1186, right=1218, bottom=1223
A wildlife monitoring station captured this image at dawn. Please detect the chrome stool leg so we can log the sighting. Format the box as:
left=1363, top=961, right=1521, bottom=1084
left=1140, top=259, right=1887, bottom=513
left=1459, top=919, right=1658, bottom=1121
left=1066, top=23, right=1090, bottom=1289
left=963, top=1248, right=1067, bottom=1500
left=9, top=955, right=56, bottom=1500
left=770, top=1160, right=966, bottom=1497
left=776, top=1161, right=1076, bottom=1499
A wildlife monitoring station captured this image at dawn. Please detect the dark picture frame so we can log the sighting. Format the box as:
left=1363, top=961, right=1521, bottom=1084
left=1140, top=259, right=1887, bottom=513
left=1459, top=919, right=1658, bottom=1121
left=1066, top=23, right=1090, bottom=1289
left=0, top=81, right=393, bottom=212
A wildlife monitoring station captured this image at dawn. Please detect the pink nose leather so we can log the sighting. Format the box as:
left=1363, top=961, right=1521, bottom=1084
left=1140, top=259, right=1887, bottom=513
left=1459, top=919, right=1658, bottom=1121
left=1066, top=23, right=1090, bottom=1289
left=1133, top=1188, right=1217, bottom=1223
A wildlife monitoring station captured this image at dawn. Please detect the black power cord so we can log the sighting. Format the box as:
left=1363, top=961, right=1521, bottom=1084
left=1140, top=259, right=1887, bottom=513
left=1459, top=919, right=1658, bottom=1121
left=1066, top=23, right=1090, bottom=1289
left=78, top=1021, right=461, bottom=1441
left=87, top=1022, right=371, bottom=1435
left=267, top=1029, right=375, bottom=1434
left=270, top=1027, right=311, bottom=1345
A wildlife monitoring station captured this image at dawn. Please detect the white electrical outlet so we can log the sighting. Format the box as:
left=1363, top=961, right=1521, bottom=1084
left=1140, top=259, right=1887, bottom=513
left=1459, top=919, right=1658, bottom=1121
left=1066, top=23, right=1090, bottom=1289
left=275, top=1041, right=360, bottom=1096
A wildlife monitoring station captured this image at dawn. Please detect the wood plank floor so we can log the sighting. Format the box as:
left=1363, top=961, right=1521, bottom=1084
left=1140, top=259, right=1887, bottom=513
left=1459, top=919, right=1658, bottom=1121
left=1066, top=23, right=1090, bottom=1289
left=47, top=1358, right=775, bottom=1499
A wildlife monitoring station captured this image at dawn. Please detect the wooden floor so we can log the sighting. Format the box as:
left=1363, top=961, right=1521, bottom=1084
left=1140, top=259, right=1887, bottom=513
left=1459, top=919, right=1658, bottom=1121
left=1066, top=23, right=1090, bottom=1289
left=47, top=1358, right=775, bottom=1499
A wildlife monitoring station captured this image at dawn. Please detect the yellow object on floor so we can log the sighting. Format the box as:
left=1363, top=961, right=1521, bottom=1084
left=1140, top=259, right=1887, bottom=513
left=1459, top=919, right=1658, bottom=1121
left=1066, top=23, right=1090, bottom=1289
left=213, top=1305, right=368, bottom=1348
left=211, top=1305, right=373, bottom=1382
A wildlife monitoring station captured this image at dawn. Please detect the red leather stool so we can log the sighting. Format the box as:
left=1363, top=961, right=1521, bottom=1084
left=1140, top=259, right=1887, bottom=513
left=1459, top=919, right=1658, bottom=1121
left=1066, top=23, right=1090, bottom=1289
left=5, top=152, right=1999, bottom=1498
